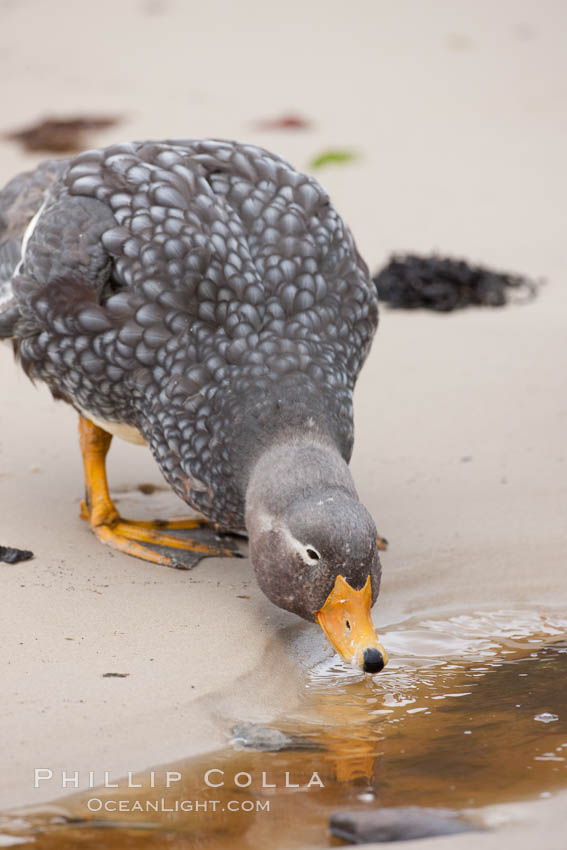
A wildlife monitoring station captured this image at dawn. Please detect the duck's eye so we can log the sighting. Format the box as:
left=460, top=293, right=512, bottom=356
left=305, top=547, right=321, bottom=561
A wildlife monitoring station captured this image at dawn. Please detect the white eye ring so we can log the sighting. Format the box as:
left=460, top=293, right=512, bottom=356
left=304, top=546, right=321, bottom=562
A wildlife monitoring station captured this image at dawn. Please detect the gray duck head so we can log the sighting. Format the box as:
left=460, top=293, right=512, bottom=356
left=245, top=438, right=388, bottom=673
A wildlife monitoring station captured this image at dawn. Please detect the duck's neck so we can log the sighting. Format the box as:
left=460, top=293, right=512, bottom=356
left=244, top=435, right=357, bottom=532
left=206, top=375, right=354, bottom=529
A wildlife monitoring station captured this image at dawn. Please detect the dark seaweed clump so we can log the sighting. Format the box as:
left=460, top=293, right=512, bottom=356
left=373, top=253, right=539, bottom=311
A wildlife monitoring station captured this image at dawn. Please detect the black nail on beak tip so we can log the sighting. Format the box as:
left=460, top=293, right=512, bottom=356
left=362, top=648, right=385, bottom=674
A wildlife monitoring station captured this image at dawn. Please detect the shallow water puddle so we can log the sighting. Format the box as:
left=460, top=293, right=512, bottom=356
left=2, top=611, right=567, bottom=848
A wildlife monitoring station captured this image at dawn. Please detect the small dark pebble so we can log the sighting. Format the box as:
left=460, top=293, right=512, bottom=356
left=373, top=253, right=539, bottom=311
left=102, top=672, right=130, bottom=678
left=0, top=545, right=34, bottom=564
left=254, top=113, right=311, bottom=131
left=137, top=483, right=157, bottom=495
left=330, top=807, right=479, bottom=844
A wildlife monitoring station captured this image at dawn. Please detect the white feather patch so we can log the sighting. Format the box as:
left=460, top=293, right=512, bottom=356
left=0, top=279, right=13, bottom=308
left=79, top=408, right=147, bottom=446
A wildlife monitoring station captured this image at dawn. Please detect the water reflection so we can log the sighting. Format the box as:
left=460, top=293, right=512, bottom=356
left=2, top=611, right=567, bottom=849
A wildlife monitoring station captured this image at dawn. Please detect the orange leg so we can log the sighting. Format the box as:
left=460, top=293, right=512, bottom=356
left=78, top=416, right=238, bottom=568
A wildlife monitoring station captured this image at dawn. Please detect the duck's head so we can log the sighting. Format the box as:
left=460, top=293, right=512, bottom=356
left=245, top=441, right=388, bottom=674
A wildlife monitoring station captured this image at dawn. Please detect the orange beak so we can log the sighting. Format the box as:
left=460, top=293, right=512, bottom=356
left=314, top=575, right=388, bottom=673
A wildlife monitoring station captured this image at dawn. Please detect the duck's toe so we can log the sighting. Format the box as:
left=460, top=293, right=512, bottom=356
left=376, top=532, right=389, bottom=552
left=90, top=517, right=244, bottom=569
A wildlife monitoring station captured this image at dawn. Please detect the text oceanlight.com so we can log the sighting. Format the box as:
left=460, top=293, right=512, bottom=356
left=86, top=798, right=270, bottom=813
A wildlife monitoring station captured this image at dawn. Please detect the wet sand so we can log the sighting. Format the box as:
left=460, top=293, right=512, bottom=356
left=1, top=0, right=567, bottom=847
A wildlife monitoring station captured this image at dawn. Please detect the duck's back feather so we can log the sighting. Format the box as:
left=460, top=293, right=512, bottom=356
left=3, top=139, right=378, bottom=526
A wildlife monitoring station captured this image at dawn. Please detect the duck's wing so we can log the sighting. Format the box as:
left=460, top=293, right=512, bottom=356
left=2, top=157, right=120, bottom=351
left=0, top=160, right=67, bottom=337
